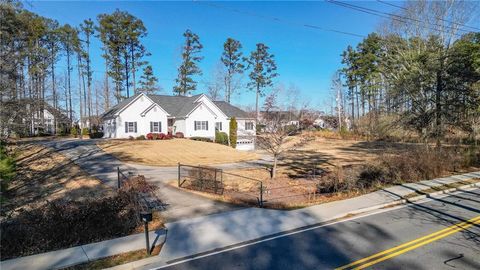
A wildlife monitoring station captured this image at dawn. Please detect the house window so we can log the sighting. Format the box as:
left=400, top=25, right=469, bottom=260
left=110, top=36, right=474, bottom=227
left=125, top=122, right=137, bottom=133
left=215, top=122, right=222, bottom=131
left=194, top=121, right=208, bottom=131
left=245, top=122, right=254, bottom=130
left=150, top=121, right=162, bottom=132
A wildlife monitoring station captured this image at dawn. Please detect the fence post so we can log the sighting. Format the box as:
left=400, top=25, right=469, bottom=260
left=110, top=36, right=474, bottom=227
left=214, top=169, right=218, bottom=194
left=117, top=167, right=120, bottom=189
left=259, top=182, right=264, bottom=208
left=177, top=163, right=181, bottom=187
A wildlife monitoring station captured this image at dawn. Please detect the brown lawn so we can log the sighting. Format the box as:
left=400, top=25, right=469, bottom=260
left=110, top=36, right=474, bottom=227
left=97, top=139, right=259, bottom=166
left=2, top=143, right=112, bottom=217
left=279, top=136, right=416, bottom=177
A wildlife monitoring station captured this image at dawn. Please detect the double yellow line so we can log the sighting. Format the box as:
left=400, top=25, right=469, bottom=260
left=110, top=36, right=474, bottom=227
left=336, top=215, right=480, bottom=270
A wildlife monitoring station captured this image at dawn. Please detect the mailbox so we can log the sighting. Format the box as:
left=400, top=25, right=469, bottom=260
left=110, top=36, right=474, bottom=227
left=140, top=211, right=153, bottom=222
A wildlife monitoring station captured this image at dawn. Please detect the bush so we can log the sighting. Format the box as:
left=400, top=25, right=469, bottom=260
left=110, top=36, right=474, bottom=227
left=81, top=128, right=89, bottom=136
left=0, top=142, right=15, bottom=196
left=136, top=135, right=145, bottom=140
left=215, top=131, right=229, bottom=145
left=165, top=134, right=173, bottom=140
left=175, top=132, right=184, bottom=138
left=0, top=191, right=141, bottom=260
left=158, top=133, right=166, bottom=140
left=70, top=126, right=78, bottom=137
left=89, top=132, right=104, bottom=139
left=56, top=127, right=67, bottom=136
left=229, top=117, right=237, bottom=148
left=146, top=133, right=154, bottom=140
left=128, top=136, right=134, bottom=140
left=317, top=146, right=480, bottom=195
left=190, top=137, right=213, bottom=142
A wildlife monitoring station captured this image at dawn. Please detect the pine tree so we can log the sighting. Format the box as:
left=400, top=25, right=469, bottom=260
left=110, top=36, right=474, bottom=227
left=221, top=38, right=244, bottom=103
left=173, top=29, right=203, bottom=96
left=246, top=43, right=278, bottom=121
left=97, top=10, right=148, bottom=102
left=80, top=19, right=94, bottom=121
left=138, top=65, right=159, bottom=94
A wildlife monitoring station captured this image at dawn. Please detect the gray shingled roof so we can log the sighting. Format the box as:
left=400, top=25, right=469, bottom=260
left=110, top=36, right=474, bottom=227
left=101, top=94, right=139, bottom=119
left=148, top=94, right=202, bottom=117
left=213, top=101, right=250, bottom=118
left=101, top=93, right=251, bottom=119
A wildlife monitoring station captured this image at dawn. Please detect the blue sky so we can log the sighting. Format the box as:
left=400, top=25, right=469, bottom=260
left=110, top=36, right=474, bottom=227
left=26, top=1, right=398, bottom=111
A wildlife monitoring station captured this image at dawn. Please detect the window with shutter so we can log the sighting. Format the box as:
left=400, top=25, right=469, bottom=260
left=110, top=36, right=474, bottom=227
left=125, top=122, right=128, bottom=133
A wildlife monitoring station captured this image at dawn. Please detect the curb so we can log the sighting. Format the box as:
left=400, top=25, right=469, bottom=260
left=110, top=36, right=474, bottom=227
left=339, top=181, right=480, bottom=220
left=107, top=181, right=480, bottom=270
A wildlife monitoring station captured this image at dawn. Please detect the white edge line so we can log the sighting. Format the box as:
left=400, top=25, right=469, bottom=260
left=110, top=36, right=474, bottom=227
left=151, top=187, right=479, bottom=270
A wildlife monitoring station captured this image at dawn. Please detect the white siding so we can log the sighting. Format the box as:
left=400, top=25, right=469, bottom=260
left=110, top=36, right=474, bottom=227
left=236, top=119, right=256, bottom=137
left=173, top=119, right=186, bottom=135
left=103, top=94, right=169, bottom=139
left=184, top=103, right=218, bottom=138
left=142, top=105, right=168, bottom=134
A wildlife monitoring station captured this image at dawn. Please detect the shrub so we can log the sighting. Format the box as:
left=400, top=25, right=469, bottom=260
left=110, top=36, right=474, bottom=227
left=229, top=117, right=237, bottom=148
left=128, top=136, right=134, bottom=140
left=81, top=128, right=89, bottom=136
left=190, top=137, right=213, bottom=142
left=56, top=127, right=67, bottom=136
left=146, top=133, right=154, bottom=140
left=317, top=146, right=479, bottom=195
left=0, top=142, right=15, bottom=196
left=158, top=133, right=166, bottom=140
left=175, top=132, right=184, bottom=138
left=165, top=134, right=173, bottom=140
left=0, top=191, right=141, bottom=260
left=70, top=126, right=78, bottom=137
left=89, top=132, right=104, bottom=139
left=136, top=135, right=146, bottom=140
left=215, top=131, right=229, bottom=145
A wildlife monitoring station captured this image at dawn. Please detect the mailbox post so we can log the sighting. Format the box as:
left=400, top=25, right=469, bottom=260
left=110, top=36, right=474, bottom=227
left=140, top=211, right=153, bottom=255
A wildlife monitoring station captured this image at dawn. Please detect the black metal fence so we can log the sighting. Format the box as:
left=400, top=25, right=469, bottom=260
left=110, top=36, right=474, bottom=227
left=178, top=163, right=265, bottom=207
left=177, top=164, right=224, bottom=194
left=117, top=166, right=132, bottom=189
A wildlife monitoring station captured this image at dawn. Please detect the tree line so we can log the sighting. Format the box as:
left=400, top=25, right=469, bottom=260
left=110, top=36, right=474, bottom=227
left=0, top=1, right=279, bottom=138
left=337, top=1, right=479, bottom=144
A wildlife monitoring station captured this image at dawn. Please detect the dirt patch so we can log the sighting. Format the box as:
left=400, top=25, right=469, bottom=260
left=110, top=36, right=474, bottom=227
left=1, top=143, right=112, bottom=217
left=97, top=139, right=258, bottom=166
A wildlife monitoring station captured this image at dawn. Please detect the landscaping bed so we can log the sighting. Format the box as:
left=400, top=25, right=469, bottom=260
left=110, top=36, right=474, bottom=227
left=97, top=139, right=258, bottom=166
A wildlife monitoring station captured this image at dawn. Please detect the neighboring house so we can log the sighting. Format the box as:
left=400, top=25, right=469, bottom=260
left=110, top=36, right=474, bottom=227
left=259, top=110, right=300, bottom=128
left=101, top=93, right=256, bottom=149
left=31, top=104, right=70, bottom=135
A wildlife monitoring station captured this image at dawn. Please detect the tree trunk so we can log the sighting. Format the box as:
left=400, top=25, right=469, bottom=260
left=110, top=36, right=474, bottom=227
left=67, top=50, right=72, bottom=121
left=271, top=155, right=278, bottom=179
left=255, top=84, right=260, bottom=123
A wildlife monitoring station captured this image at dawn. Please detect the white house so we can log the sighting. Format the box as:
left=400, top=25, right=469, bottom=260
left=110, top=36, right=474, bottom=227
left=101, top=93, right=256, bottom=149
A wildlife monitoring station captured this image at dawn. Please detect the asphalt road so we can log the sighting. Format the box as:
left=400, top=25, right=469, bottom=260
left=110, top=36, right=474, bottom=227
left=160, top=189, right=480, bottom=270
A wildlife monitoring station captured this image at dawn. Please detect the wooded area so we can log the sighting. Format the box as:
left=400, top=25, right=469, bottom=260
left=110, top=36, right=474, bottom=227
left=1, top=0, right=478, bottom=144
left=335, top=1, right=479, bottom=145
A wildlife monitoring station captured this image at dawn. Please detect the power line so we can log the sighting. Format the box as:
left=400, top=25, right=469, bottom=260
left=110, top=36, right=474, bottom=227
left=327, top=0, right=468, bottom=37
left=193, top=0, right=365, bottom=38
left=376, top=0, right=480, bottom=32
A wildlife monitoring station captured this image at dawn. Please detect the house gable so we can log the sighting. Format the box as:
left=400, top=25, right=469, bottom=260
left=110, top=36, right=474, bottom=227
left=194, top=94, right=228, bottom=119
left=140, top=103, right=170, bottom=117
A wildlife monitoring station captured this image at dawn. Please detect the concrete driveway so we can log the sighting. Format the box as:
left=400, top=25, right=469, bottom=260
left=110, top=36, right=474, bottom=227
left=38, top=138, right=247, bottom=221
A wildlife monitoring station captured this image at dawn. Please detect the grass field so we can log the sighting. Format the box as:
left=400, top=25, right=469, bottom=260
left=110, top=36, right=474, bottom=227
left=2, top=143, right=112, bottom=216
left=97, top=139, right=259, bottom=166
